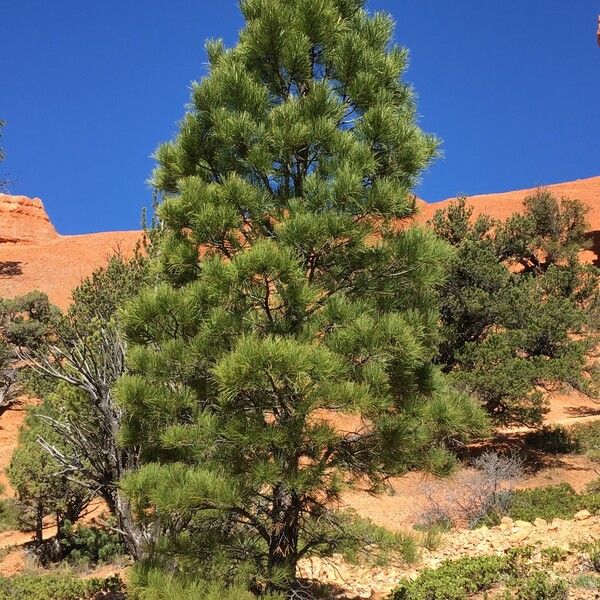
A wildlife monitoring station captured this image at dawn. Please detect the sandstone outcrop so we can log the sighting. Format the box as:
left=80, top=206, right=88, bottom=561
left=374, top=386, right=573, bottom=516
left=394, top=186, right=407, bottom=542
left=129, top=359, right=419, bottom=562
left=0, top=194, right=58, bottom=243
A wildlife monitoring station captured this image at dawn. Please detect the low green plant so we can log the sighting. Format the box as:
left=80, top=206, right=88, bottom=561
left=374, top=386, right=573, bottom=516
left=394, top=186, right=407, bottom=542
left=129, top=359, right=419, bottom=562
left=507, top=484, right=587, bottom=522
left=326, top=511, right=418, bottom=566
left=571, top=421, right=600, bottom=462
left=392, top=554, right=515, bottom=599
left=525, top=426, right=579, bottom=454
left=59, top=521, right=125, bottom=566
left=587, top=541, right=600, bottom=573
left=0, top=497, right=20, bottom=533
left=503, top=571, right=567, bottom=600
left=414, top=522, right=450, bottom=551
left=572, top=574, right=600, bottom=589
left=128, top=567, right=283, bottom=600
left=540, top=546, right=568, bottom=565
left=392, top=549, right=566, bottom=600
left=0, top=573, right=123, bottom=600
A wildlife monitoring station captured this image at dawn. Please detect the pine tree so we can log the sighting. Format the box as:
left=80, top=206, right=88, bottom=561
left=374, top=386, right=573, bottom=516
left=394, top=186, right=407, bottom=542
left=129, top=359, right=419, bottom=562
left=433, top=192, right=599, bottom=426
left=118, top=0, right=487, bottom=593
left=8, top=401, right=91, bottom=548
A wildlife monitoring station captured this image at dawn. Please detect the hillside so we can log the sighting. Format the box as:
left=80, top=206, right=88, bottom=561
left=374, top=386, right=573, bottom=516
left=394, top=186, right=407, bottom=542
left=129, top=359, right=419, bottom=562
left=0, top=194, right=140, bottom=309
left=0, top=175, right=598, bottom=311
left=0, top=177, right=598, bottom=597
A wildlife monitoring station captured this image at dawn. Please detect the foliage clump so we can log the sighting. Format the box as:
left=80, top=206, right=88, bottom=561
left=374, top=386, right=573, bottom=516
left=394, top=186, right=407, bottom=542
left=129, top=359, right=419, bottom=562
left=432, top=191, right=599, bottom=426
left=507, top=483, right=600, bottom=522
left=393, top=549, right=567, bottom=600
left=56, top=520, right=125, bottom=567
left=0, top=574, right=124, bottom=600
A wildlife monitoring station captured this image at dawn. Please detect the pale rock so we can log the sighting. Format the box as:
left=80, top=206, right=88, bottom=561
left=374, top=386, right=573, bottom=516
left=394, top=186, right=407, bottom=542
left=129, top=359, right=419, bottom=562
left=514, top=520, right=533, bottom=528
left=574, top=510, right=592, bottom=521
left=510, top=529, right=531, bottom=543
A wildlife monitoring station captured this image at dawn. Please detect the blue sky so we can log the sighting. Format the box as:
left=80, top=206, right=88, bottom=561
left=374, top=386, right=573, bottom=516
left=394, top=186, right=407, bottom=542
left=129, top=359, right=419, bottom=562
left=2, top=1, right=599, bottom=234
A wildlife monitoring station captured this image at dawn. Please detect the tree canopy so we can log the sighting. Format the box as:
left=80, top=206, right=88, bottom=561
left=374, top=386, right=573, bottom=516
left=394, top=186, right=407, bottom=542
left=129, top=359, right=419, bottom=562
left=432, top=191, right=599, bottom=426
left=116, top=0, right=487, bottom=595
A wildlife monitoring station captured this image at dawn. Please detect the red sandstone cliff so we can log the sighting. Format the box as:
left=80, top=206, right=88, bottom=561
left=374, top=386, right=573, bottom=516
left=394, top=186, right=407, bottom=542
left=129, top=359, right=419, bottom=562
left=0, top=193, right=140, bottom=309
left=0, top=175, right=597, bottom=310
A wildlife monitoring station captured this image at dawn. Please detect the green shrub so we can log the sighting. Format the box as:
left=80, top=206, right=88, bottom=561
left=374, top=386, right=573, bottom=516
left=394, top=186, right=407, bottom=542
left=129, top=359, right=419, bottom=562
left=128, top=567, right=283, bottom=600
left=508, top=484, right=581, bottom=522
left=572, top=574, right=600, bottom=589
left=571, top=422, right=600, bottom=462
left=59, top=521, right=124, bottom=566
left=391, top=550, right=568, bottom=600
left=316, top=510, right=418, bottom=566
left=0, top=497, right=20, bottom=533
left=507, top=484, right=600, bottom=522
left=540, top=546, right=568, bottom=565
left=525, top=426, right=579, bottom=454
left=505, top=571, right=567, bottom=600
left=392, top=554, right=514, bottom=599
left=588, top=542, right=600, bottom=573
left=414, top=522, right=450, bottom=551
left=0, top=573, right=123, bottom=600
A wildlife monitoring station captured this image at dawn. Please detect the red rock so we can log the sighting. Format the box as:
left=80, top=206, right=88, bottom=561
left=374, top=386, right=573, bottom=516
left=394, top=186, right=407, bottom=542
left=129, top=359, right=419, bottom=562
left=0, top=194, right=58, bottom=243
left=0, top=193, right=141, bottom=310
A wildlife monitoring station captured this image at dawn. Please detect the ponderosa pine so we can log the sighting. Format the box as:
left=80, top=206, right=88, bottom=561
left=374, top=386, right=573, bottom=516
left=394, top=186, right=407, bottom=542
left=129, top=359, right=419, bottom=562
left=117, top=0, right=487, bottom=593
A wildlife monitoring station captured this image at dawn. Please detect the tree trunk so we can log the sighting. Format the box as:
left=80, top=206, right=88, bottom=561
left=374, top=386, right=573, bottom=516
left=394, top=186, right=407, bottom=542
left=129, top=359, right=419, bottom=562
left=34, top=502, right=44, bottom=547
left=267, top=485, right=300, bottom=593
left=103, top=486, right=147, bottom=562
left=55, top=511, right=64, bottom=541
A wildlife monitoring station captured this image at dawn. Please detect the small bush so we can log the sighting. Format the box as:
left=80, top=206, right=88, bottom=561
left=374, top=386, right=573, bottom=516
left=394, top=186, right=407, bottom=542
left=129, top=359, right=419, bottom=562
left=414, top=522, right=450, bottom=551
left=59, top=521, right=125, bottom=566
left=392, top=554, right=514, bottom=599
left=392, top=550, right=567, bottom=600
left=525, top=426, right=579, bottom=454
left=0, top=498, right=20, bottom=533
left=507, top=483, right=600, bottom=522
left=420, top=451, right=524, bottom=528
left=572, top=574, right=600, bottom=589
left=129, top=567, right=283, bottom=600
left=571, top=421, right=600, bottom=462
left=0, top=573, right=123, bottom=600
left=505, top=571, right=567, bottom=600
left=332, top=511, right=418, bottom=565
left=540, top=546, right=568, bottom=565
left=588, top=542, right=600, bottom=573
left=508, top=484, right=580, bottom=522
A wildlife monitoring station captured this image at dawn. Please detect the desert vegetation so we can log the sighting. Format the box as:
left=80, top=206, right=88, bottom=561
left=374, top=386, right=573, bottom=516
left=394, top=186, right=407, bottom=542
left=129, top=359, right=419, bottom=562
left=0, top=1, right=598, bottom=599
